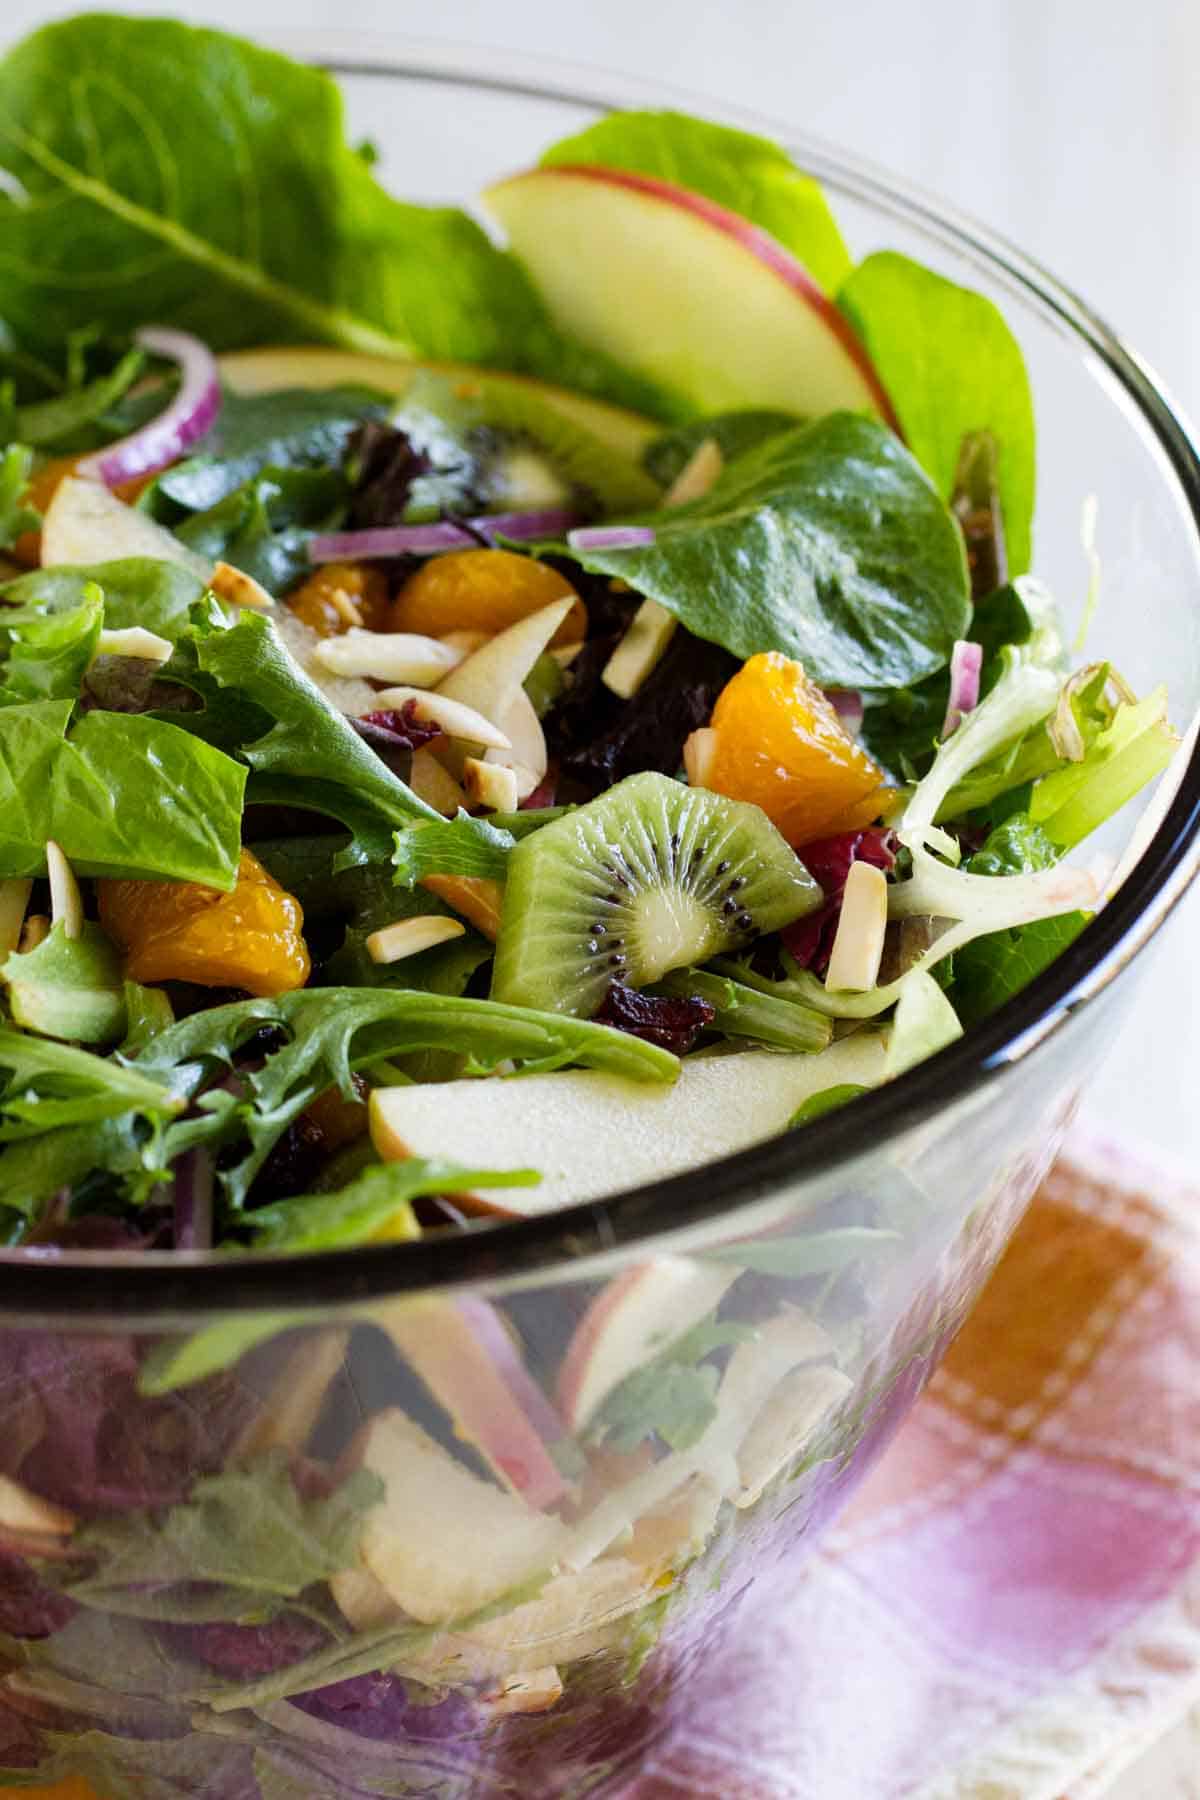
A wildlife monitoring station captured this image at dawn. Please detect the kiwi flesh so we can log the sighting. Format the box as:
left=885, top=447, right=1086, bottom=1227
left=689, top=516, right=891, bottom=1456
left=490, top=772, right=823, bottom=1018
left=363, top=371, right=662, bottom=523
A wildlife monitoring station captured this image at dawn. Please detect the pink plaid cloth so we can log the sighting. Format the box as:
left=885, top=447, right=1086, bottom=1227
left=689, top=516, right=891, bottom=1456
left=628, top=1132, right=1200, bottom=1800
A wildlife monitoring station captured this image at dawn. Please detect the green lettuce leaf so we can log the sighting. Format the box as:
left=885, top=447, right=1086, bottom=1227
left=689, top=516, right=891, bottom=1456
left=0, top=591, right=102, bottom=702
left=1, top=556, right=209, bottom=639
left=541, top=110, right=852, bottom=292
left=655, top=967, right=831, bottom=1053
left=838, top=251, right=1036, bottom=576
left=391, top=813, right=516, bottom=887
left=2, top=919, right=126, bottom=1044
left=559, top=412, right=971, bottom=689
left=171, top=465, right=348, bottom=597
left=243, top=1155, right=539, bottom=1253
left=0, top=698, right=245, bottom=882
left=14, top=344, right=144, bottom=448
left=952, top=816, right=1088, bottom=1024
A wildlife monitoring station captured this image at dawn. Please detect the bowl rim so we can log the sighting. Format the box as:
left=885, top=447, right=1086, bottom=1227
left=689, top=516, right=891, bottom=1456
left=6, top=37, right=1200, bottom=1320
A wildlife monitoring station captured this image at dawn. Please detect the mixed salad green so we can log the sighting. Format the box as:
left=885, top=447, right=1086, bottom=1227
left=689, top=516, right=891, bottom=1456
left=0, top=12, right=1181, bottom=1794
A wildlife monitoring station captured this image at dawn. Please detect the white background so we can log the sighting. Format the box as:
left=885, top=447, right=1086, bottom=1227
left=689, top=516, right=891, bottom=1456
left=2, top=0, right=1197, bottom=1153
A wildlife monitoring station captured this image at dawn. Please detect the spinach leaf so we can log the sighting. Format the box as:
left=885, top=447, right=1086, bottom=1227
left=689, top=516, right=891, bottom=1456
left=0, top=593, right=102, bottom=702
left=57, top=1454, right=381, bottom=1615
left=541, top=110, right=852, bottom=292
left=838, top=252, right=1036, bottom=576
left=243, top=1156, right=539, bottom=1253
left=560, top=413, right=971, bottom=689
left=0, top=444, right=38, bottom=550
left=0, top=699, right=245, bottom=882
left=172, top=466, right=347, bottom=597
left=0, top=16, right=659, bottom=415
left=1, top=556, right=209, bottom=639
left=952, top=816, right=1088, bottom=1024
left=163, top=609, right=439, bottom=867
left=147, top=384, right=390, bottom=516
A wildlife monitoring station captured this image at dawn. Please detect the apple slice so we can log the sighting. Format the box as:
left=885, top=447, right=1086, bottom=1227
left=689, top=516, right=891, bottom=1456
left=339, top=1408, right=571, bottom=1624
left=216, top=346, right=658, bottom=464
left=734, top=1362, right=853, bottom=1508
left=483, top=166, right=898, bottom=426
left=368, top=1036, right=891, bottom=1218
left=40, top=476, right=212, bottom=580
left=369, top=1296, right=570, bottom=1509
left=557, top=1259, right=735, bottom=1433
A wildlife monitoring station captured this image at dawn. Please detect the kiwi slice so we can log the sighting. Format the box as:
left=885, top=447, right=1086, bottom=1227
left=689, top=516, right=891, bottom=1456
left=490, top=772, right=823, bottom=1018
left=381, top=371, right=662, bottom=520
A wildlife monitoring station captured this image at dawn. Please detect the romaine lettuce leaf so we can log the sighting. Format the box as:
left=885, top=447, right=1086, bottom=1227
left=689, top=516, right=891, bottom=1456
left=1, top=556, right=209, bottom=640
left=838, top=252, right=1036, bottom=576
left=541, top=109, right=852, bottom=292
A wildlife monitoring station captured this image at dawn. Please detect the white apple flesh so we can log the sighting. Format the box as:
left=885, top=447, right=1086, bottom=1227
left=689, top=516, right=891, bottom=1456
left=483, top=166, right=898, bottom=427
left=368, top=1037, right=891, bottom=1218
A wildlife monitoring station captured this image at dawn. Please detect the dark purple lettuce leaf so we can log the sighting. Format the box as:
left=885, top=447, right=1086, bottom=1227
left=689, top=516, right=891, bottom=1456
left=0, top=1330, right=252, bottom=1512
left=594, top=984, right=715, bottom=1054
left=346, top=421, right=435, bottom=529
left=293, top=1669, right=480, bottom=1743
left=0, top=1549, right=76, bottom=1638
left=547, top=617, right=737, bottom=798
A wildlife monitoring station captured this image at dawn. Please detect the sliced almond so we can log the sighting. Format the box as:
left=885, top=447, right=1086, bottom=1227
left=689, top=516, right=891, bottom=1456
left=328, top=588, right=363, bottom=628
left=664, top=436, right=723, bottom=506
left=45, top=841, right=82, bottom=940
left=409, top=748, right=470, bottom=816
left=420, top=875, right=504, bottom=942
left=463, top=758, right=520, bottom=813
left=824, top=860, right=889, bottom=993
left=211, top=560, right=274, bottom=612
left=0, top=879, right=32, bottom=964
left=0, top=1473, right=75, bottom=1538
left=94, top=625, right=174, bottom=664
left=366, top=915, right=467, bottom=965
left=480, top=1667, right=563, bottom=1716
left=683, top=726, right=720, bottom=787
left=314, top=630, right=463, bottom=686
left=602, top=598, right=677, bottom=700
left=370, top=688, right=512, bottom=752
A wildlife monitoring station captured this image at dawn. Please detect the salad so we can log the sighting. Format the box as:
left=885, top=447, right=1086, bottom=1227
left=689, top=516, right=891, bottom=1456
left=0, top=13, right=1181, bottom=1797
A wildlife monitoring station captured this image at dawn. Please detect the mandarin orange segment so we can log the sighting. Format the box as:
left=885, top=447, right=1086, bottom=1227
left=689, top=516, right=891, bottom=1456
left=287, top=561, right=391, bottom=636
left=98, top=849, right=310, bottom=997
left=704, top=651, right=888, bottom=846
left=388, top=548, right=585, bottom=646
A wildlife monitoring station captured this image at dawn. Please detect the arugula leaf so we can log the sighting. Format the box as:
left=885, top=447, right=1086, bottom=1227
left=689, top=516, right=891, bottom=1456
left=560, top=413, right=971, bottom=689
left=170, top=466, right=348, bottom=597
left=0, top=592, right=102, bottom=702
left=0, top=444, right=38, bottom=550
left=163, top=609, right=438, bottom=867
left=146, top=383, right=390, bottom=516
left=594, top=1318, right=755, bottom=1452
left=656, top=967, right=831, bottom=1053
left=57, top=1454, right=382, bottom=1614
left=541, top=110, right=852, bottom=292
left=838, top=252, right=1036, bottom=576
left=127, top=986, right=677, bottom=1210
left=1, top=556, right=209, bottom=639
left=0, top=699, right=245, bottom=882
left=952, top=816, right=1088, bottom=1024
left=14, top=345, right=144, bottom=448
left=391, top=813, right=516, bottom=887
left=3, top=920, right=126, bottom=1044
left=243, top=1156, right=539, bottom=1253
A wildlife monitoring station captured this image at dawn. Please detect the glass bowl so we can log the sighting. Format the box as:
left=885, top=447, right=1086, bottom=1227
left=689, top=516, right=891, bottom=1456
left=1, top=40, right=1199, bottom=1800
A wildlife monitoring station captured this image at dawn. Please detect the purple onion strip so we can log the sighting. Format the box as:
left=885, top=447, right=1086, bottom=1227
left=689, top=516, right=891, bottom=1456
left=941, top=639, right=984, bottom=739
left=309, top=506, right=580, bottom=565
left=173, top=1147, right=214, bottom=1252
left=76, top=327, right=222, bottom=488
left=566, top=524, right=657, bottom=551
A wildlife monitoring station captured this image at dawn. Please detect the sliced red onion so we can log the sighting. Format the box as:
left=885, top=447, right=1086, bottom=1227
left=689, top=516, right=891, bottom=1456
left=824, top=687, right=865, bottom=737
left=76, top=327, right=221, bottom=487
left=941, top=639, right=983, bottom=739
left=566, top=524, right=657, bottom=552
left=453, top=1296, right=571, bottom=1453
left=309, top=506, right=580, bottom=565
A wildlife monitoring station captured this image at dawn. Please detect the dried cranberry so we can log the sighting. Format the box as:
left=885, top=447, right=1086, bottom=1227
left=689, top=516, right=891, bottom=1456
left=356, top=702, right=445, bottom=753
left=171, top=1612, right=330, bottom=1677
left=594, top=984, right=715, bottom=1055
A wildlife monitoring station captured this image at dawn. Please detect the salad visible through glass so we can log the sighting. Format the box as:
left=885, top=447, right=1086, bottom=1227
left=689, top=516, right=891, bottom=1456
left=0, top=14, right=1181, bottom=1795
